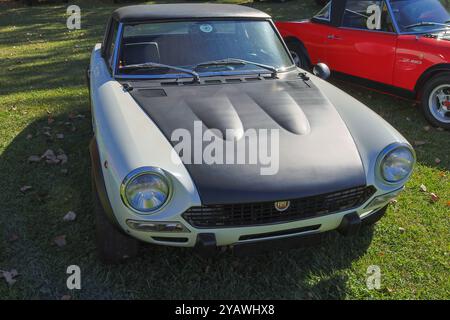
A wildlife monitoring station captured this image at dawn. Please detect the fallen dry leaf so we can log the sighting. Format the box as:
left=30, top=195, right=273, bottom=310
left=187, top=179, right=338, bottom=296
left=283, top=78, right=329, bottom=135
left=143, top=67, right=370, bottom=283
left=430, top=193, right=439, bottom=202
left=419, top=184, right=427, bottom=192
left=41, top=149, right=61, bottom=165
left=20, top=185, right=32, bottom=193
left=414, top=140, right=427, bottom=147
left=41, top=149, right=55, bottom=159
left=57, top=153, right=68, bottom=165
left=46, top=158, right=60, bottom=165
left=63, top=211, right=77, bottom=222
left=54, top=235, right=67, bottom=247
left=447, top=201, right=450, bottom=207
left=9, top=269, right=18, bottom=277
left=28, top=155, right=41, bottom=163
left=1, top=269, right=19, bottom=286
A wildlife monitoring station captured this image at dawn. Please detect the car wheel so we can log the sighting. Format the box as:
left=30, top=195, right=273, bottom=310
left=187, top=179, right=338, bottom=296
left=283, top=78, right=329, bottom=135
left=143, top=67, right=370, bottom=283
left=362, top=205, right=388, bottom=226
left=92, top=171, right=139, bottom=264
left=421, top=73, right=450, bottom=130
left=286, top=40, right=311, bottom=71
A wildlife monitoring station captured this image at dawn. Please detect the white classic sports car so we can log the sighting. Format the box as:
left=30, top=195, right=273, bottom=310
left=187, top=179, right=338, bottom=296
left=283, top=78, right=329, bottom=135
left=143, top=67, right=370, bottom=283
left=88, top=4, right=415, bottom=263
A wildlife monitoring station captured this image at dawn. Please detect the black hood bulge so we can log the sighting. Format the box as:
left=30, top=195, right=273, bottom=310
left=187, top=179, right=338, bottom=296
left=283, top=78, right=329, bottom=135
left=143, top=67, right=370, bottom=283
left=128, top=77, right=366, bottom=205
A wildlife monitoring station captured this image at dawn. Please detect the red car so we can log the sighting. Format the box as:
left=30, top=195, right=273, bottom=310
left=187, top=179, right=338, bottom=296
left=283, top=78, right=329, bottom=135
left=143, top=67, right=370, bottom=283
left=276, top=0, right=450, bottom=129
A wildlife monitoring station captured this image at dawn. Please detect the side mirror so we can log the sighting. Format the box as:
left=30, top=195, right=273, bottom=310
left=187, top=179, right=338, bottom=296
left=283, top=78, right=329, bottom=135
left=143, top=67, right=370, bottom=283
left=313, top=63, right=331, bottom=80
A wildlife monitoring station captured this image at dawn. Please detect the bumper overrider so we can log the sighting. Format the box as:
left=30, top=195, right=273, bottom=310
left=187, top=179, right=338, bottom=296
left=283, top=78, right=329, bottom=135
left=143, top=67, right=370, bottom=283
left=91, top=138, right=406, bottom=255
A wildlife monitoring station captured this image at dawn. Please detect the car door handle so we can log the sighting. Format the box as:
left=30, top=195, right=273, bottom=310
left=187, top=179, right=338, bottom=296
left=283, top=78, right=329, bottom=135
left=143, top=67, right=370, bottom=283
left=328, top=34, right=342, bottom=40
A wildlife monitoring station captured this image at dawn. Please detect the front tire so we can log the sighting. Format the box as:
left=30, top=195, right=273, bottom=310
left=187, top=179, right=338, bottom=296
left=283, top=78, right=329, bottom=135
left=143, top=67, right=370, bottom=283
left=92, top=173, right=139, bottom=264
left=286, top=40, right=311, bottom=71
left=420, top=73, right=450, bottom=130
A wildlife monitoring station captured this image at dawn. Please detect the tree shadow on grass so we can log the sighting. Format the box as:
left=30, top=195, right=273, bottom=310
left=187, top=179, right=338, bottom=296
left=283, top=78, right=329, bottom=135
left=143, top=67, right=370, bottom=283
left=0, top=110, right=374, bottom=299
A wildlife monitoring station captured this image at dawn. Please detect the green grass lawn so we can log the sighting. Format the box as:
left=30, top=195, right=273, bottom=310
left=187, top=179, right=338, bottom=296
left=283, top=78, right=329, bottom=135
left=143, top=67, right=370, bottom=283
left=0, top=0, right=449, bottom=300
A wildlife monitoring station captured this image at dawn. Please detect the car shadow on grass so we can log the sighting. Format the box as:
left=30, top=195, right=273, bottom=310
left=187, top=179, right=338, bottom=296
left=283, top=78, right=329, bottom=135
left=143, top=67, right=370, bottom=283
left=139, top=227, right=375, bottom=300
left=0, top=111, right=375, bottom=299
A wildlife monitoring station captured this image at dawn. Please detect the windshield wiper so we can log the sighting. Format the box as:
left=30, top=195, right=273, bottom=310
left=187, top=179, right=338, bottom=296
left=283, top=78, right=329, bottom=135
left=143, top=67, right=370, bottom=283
left=404, top=21, right=450, bottom=30
left=120, top=62, right=200, bottom=82
left=193, top=58, right=278, bottom=78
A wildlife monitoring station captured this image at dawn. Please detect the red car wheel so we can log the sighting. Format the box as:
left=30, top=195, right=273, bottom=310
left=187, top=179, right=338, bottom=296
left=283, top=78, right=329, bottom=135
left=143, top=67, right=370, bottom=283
left=421, top=72, right=450, bottom=130
left=286, top=40, right=311, bottom=71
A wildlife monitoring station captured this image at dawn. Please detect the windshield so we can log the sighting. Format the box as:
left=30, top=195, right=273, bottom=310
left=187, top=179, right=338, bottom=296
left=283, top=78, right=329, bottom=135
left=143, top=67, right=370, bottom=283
left=116, top=20, right=294, bottom=78
left=390, top=0, right=450, bottom=32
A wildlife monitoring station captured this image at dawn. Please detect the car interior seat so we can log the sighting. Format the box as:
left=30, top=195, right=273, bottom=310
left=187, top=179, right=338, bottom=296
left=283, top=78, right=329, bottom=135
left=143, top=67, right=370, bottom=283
left=123, top=42, right=160, bottom=65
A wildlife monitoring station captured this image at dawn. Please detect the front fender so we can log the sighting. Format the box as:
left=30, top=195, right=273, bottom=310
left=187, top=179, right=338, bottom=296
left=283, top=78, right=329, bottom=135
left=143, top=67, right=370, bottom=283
left=311, top=75, right=414, bottom=193
left=89, top=44, right=201, bottom=234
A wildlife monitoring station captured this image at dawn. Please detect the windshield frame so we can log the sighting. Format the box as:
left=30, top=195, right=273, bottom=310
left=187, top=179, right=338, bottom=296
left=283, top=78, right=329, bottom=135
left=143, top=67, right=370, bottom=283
left=111, top=18, right=296, bottom=80
left=386, top=0, right=450, bottom=34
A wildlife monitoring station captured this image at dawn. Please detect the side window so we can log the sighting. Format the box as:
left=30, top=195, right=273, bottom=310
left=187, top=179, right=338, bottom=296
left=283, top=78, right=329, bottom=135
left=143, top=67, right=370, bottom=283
left=314, top=2, right=332, bottom=22
left=343, top=0, right=395, bottom=32
left=106, top=21, right=119, bottom=69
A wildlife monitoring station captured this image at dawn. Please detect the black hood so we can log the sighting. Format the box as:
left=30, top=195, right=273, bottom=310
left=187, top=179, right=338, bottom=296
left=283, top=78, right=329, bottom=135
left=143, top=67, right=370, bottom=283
left=127, top=76, right=366, bottom=205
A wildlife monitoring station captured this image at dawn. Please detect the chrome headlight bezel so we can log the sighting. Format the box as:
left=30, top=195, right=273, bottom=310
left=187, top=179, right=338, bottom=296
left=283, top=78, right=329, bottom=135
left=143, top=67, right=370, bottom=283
left=120, top=167, right=172, bottom=214
left=376, top=143, right=416, bottom=185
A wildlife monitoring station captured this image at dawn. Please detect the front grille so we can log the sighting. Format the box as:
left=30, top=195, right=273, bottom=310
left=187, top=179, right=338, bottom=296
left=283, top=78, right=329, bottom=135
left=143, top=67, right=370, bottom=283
left=182, top=186, right=376, bottom=228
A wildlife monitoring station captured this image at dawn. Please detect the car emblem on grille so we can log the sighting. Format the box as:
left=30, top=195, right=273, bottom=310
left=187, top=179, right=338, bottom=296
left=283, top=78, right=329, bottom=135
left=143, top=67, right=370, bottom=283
left=274, top=201, right=290, bottom=212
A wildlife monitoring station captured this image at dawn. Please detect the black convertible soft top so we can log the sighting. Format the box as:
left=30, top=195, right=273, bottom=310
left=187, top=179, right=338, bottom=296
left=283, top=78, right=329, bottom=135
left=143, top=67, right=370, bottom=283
left=112, top=4, right=271, bottom=23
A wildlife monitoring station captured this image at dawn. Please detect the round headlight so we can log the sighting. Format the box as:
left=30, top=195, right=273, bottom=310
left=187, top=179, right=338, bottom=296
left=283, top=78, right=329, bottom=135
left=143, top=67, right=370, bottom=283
left=121, top=168, right=171, bottom=213
left=379, top=145, right=415, bottom=183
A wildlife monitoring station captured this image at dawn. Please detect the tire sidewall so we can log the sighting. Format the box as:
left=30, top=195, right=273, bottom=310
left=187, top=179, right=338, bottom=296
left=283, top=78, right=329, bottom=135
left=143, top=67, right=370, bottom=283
left=91, top=170, right=139, bottom=263
left=286, top=41, right=310, bottom=71
left=421, top=73, right=450, bottom=129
